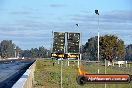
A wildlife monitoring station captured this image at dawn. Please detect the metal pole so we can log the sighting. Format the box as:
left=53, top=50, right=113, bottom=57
left=78, top=56, right=79, bottom=68
left=80, top=32, right=82, bottom=66
left=51, top=31, right=53, bottom=54
left=68, top=58, right=69, bottom=66
left=61, top=58, right=62, bottom=88
left=105, top=59, right=106, bottom=88
left=76, top=24, right=80, bottom=68
left=65, top=32, right=69, bottom=66
left=15, top=46, right=16, bottom=58
left=105, top=59, right=106, bottom=74
left=97, top=12, right=100, bottom=74
left=65, top=32, right=67, bottom=54
left=78, top=32, right=80, bottom=68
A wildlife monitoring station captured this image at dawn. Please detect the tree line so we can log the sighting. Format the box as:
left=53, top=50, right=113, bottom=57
left=0, top=40, right=50, bottom=59
left=0, top=34, right=132, bottom=61
left=21, top=47, right=50, bottom=58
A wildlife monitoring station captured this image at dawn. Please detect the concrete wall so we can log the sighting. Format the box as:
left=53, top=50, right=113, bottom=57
left=23, top=61, right=36, bottom=88
left=12, top=61, right=36, bottom=88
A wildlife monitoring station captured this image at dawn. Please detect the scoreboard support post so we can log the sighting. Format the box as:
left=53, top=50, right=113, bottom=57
left=68, top=58, right=69, bottom=66
left=78, top=54, right=80, bottom=68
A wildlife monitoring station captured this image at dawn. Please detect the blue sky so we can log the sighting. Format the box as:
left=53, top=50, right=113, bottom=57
left=0, top=0, right=132, bottom=49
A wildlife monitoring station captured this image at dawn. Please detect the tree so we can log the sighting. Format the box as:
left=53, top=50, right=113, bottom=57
left=38, top=46, right=47, bottom=58
left=82, top=35, right=125, bottom=61
left=82, top=36, right=98, bottom=61
left=0, top=40, right=15, bottom=58
left=100, top=35, right=125, bottom=61
left=125, top=44, right=132, bottom=61
left=30, top=48, right=39, bottom=58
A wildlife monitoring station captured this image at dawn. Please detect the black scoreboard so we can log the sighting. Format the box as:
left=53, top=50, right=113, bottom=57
left=52, top=32, right=65, bottom=53
left=51, top=32, right=80, bottom=59
left=67, top=32, right=80, bottom=53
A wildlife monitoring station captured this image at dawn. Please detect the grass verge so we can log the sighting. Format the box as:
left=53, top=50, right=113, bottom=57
left=34, top=59, right=132, bottom=88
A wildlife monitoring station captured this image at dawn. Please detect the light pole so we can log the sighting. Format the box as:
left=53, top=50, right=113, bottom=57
left=14, top=45, right=16, bottom=58
left=65, top=32, right=69, bottom=66
left=61, top=58, right=62, bottom=88
left=95, top=10, right=100, bottom=74
left=51, top=30, right=53, bottom=59
left=76, top=24, right=81, bottom=68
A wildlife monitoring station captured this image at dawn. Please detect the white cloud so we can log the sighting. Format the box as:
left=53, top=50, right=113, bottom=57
left=0, top=10, right=132, bottom=49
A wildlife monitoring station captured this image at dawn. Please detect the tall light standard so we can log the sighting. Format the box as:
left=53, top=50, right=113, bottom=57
left=76, top=24, right=81, bottom=68
left=95, top=10, right=106, bottom=88
left=51, top=30, right=53, bottom=55
left=95, top=10, right=100, bottom=74
left=14, top=45, right=16, bottom=58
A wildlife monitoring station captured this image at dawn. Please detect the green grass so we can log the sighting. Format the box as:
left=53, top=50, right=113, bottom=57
left=34, top=59, right=132, bottom=88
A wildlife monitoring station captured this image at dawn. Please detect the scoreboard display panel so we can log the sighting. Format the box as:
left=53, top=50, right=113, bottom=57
left=51, top=53, right=64, bottom=58
left=51, top=32, right=80, bottom=59
left=52, top=32, right=65, bottom=54
left=64, top=53, right=80, bottom=59
left=67, top=32, right=80, bottom=53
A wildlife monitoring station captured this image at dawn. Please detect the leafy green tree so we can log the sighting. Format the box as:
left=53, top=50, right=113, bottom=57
left=0, top=40, right=15, bottom=58
left=82, top=36, right=98, bottom=61
left=30, top=48, right=38, bottom=58
left=82, top=35, right=125, bottom=61
left=100, top=35, right=125, bottom=61
left=38, top=46, right=47, bottom=58
left=125, top=44, right=132, bottom=61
